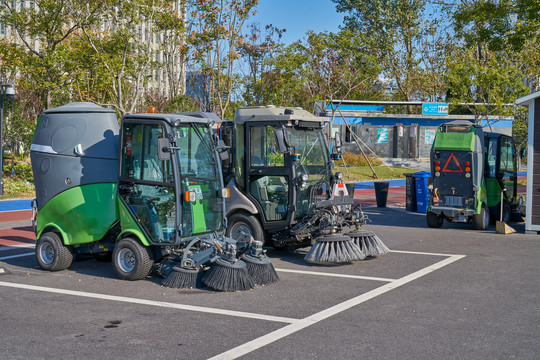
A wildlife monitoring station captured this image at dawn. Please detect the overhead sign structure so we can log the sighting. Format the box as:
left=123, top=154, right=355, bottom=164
left=423, top=103, right=449, bottom=116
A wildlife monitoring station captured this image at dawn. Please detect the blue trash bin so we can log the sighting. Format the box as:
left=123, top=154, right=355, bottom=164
left=412, top=171, right=431, bottom=213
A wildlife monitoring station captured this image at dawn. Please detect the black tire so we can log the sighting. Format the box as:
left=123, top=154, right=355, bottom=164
left=112, top=238, right=154, bottom=281
left=472, top=206, right=489, bottom=230
left=426, top=211, right=444, bottom=228
left=226, top=212, right=265, bottom=244
left=35, top=232, right=73, bottom=271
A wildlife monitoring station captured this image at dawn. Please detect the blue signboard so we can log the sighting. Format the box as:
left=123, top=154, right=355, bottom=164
left=422, top=103, right=448, bottom=115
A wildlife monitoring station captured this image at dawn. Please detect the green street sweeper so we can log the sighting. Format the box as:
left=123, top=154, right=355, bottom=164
left=427, top=120, right=519, bottom=230
left=30, top=103, right=278, bottom=291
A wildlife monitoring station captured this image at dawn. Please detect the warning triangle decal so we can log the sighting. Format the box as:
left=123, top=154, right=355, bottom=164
left=442, top=153, right=463, bottom=173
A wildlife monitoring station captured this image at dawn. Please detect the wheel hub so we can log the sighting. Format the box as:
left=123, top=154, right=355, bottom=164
left=40, top=242, right=55, bottom=264
left=231, top=223, right=251, bottom=239
left=118, top=248, right=136, bottom=272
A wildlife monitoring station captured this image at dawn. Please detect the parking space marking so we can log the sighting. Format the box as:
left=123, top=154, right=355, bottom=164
left=275, top=268, right=395, bottom=282
left=0, top=280, right=300, bottom=324
left=0, top=252, right=34, bottom=261
left=209, top=253, right=466, bottom=360
left=0, top=244, right=35, bottom=252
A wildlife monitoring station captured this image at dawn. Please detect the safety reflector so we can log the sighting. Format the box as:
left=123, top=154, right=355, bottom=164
left=442, top=153, right=463, bottom=173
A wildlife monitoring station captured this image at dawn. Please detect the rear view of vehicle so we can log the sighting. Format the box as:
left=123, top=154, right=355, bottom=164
left=428, top=121, right=489, bottom=229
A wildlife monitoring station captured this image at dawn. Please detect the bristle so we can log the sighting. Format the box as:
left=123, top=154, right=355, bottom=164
left=304, top=238, right=365, bottom=263
left=242, top=254, right=280, bottom=285
left=349, top=231, right=390, bottom=257
left=202, top=259, right=255, bottom=292
left=162, top=267, right=200, bottom=289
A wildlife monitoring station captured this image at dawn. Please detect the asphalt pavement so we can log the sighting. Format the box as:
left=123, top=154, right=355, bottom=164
left=1, top=203, right=539, bottom=359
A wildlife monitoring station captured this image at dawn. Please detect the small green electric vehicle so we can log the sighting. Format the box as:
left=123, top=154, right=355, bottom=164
left=427, top=120, right=518, bottom=230
left=30, top=103, right=271, bottom=287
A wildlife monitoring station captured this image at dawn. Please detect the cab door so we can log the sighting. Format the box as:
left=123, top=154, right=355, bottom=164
left=245, top=123, right=295, bottom=230
left=499, top=136, right=517, bottom=204
left=118, top=120, right=176, bottom=243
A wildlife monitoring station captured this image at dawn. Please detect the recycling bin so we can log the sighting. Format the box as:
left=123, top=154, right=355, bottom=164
left=374, top=181, right=389, bottom=208
left=404, top=173, right=416, bottom=212
left=412, top=171, right=431, bottom=213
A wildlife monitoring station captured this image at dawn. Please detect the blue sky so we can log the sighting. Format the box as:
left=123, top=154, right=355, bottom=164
left=251, top=0, right=345, bottom=44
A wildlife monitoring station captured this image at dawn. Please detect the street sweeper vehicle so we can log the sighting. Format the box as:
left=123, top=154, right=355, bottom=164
left=216, top=105, right=389, bottom=264
left=30, top=102, right=278, bottom=291
left=427, top=120, right=519, bottom=230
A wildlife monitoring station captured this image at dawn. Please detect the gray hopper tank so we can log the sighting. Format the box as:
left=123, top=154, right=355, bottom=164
left=30, top=102, right=119, bottom=209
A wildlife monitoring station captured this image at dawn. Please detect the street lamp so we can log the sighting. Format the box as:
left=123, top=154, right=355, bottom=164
left=0, top=80, right=15, bottom=197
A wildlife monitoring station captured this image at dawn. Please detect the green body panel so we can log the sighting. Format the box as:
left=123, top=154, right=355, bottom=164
left=485, top=178, right=502, bottom=208
left=433, top=128, right=475, bottom=151
left=36, top=183, right=118, bottom=245
left=475, top=180, right=488, bottom=214
left=189, top=184, right=207, bottom=234
left=118, top=198, right=152, bottom=246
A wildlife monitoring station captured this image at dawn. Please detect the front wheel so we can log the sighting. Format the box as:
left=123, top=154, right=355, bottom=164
left=36, top=232, right=73, bottom=271
left=112, top=238, right=154, bottom=281
left=472, top=206, right=489, bottom=230
left=426, top=211, right=443, bottom=228
left=226, top=212, right=265, bottom=244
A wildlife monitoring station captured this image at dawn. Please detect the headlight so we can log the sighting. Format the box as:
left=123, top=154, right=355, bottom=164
left=301, top=174, right=309, bottom=182
left=335, top=172, right=343, bottom=180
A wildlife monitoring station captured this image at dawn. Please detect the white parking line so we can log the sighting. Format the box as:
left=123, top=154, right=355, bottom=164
left=275, top=268, right=395, bottom=282
left=0, top=252, right=34, bottom=261
left=0, top=280, right=300, bottom=324
left=0, top=244, right=35, bottom=252
left=209, top=254, right=466, bottom=360
left=0, top=248, right=466, bottom=360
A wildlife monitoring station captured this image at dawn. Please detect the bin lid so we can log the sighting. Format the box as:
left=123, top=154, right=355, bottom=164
left=412, top=171, right=431, bottom=178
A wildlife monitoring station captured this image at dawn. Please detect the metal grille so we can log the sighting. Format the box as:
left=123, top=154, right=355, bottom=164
left=445, top=196, right=463, bottom=207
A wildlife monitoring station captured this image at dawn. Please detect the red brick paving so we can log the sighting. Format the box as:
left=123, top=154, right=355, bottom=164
left=0, top=210, right=35, bottom=247
left=0, top=210, right=33, bottom=223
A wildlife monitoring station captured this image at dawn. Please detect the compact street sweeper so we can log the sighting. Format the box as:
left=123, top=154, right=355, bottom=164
left=427, top=120, right=519, bottom=230
left=30, top=103, right=278, bottom=291
left=217, top=106, right=389, bottom=263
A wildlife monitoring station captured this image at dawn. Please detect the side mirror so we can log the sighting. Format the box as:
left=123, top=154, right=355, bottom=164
left=217, top=139, right=229, bottom=161
left=332, top=132, right=342, bottom=160
left=158, top=137, right=171, bottom=161
left=275, top=128, right=289, bottom=154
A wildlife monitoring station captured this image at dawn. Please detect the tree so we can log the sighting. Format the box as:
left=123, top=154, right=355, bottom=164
left=79, top=0, right=181, bottom=115
left=238, top=23, right=285, bottom=106
left=263, top=30, right=382, bottom=110
left=0, top=0, right=103, bottom=108
left=333, top=0, right=443, bottom=111
left=185, top=0, right=259, bottom=119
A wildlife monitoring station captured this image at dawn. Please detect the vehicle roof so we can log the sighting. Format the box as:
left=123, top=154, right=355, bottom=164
left=234, top=105, right=326, bottom=124
left=122, top=113, right=215, bottom=126
left=44, top=102, right=115, bottom=114
left=440, top=120, right=482, bottom=128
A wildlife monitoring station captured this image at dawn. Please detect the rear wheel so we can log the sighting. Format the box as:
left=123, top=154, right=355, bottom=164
left=36, top=232, right=73, bottom=271
left=426, top=211, right=443, bottom=228
left=472, top=206, right=489, bottom=230
left=226, top=212, right=265, bottom=244
left=112, top=238, right=153, bottom=281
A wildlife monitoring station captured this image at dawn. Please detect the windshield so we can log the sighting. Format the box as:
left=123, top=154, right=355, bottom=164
left=173, top=124, right=223, bottom=236
left=286, top=127, right=331, bottom=218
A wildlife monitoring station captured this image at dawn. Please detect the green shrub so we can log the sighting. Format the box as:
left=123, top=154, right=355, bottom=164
left=341, top=152, right=383, bottom=166
left=3, top=162, right=33, bottom=182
